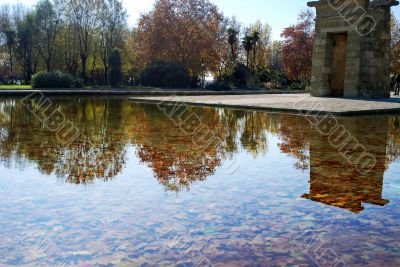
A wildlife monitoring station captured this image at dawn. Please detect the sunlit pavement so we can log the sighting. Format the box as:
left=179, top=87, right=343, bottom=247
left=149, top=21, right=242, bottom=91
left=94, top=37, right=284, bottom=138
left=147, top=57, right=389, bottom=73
left=135, top=93, right=400, bottom=116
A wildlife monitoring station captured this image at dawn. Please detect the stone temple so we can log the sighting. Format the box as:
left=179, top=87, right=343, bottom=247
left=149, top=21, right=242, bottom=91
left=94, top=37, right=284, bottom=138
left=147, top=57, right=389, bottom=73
left=308, top=0, right=399, bottom=98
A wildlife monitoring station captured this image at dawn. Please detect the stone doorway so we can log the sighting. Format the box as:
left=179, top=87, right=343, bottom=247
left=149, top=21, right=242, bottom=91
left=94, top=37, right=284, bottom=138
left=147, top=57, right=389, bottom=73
left=330, top=33, right=347, bottom=97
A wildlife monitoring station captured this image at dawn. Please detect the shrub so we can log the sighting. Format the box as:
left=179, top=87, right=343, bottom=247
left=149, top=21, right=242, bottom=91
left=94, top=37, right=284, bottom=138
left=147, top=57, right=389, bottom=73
left=73, top=77, right=84, bottom=88
left=256, top=68, right=272, bottom=83
left=266, top=81, right=282, bottom=89
left=141, top=61, right=191, bottom=88
left=205, top=81, right=232, bottom=91
left=233, top=63, right=250, bottom=87
left=32, top=71, right=83, bottom=88
left=108, top=48, right=123, bottom=87
left=288, top=80, right=309, bottom=90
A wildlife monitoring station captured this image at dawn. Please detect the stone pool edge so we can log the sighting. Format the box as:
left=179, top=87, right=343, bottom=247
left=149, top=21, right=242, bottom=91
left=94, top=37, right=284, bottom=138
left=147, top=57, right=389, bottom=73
left=2, top=89, right=400, bottom=116
left=131, top=95, right=400, bottom=116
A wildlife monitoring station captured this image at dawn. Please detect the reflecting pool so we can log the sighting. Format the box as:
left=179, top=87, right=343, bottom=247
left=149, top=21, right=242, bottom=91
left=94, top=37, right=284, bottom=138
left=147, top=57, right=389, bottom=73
left=0, top=97, right=399, bottom=266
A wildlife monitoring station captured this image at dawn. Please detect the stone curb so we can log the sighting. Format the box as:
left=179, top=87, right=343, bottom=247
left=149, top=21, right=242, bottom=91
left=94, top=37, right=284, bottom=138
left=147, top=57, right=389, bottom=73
left=131, top=97, right=400, bottom=117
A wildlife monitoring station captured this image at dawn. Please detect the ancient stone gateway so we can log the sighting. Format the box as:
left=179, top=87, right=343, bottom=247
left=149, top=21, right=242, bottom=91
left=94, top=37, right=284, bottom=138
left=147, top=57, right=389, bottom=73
left=307, top=0, right=399, bottom=98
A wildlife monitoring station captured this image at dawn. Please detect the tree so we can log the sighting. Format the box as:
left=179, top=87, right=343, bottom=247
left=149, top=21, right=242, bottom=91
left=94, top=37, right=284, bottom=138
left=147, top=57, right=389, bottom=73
left=391, top=15, right=400, bottom=74
left=0, top=0, right=129, bottom=86
left=242, top=35, right=253, bottom=68
left=59, top=23, right=80, bottom=75
left=0, top=5, right=16, bottom=78
left=247, top=21, right=272, bottom=71
left=123, top=30, right=142, bottom=85
left=68, top=0, right=99, bottom=84
left=227, top=27, right=239, bottom=63
left=136, top=0, right=228, bottom=82
left=108, top=48, right=122, bottom=87
left=15, top=12, right=39, bottom=83
left=98, top=0, right=127, bottom=84
left=269, top=40, right=284, bottom=73
left=251, top=30, right=260, bottom=71
left=281, top=10, right=314, bottom=81
left=34, top=0, right=60, bottom=72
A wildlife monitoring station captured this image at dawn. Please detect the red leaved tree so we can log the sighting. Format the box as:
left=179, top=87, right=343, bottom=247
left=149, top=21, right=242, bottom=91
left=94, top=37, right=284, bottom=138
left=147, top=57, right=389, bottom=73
left=281, top=10, right=315, bottom=81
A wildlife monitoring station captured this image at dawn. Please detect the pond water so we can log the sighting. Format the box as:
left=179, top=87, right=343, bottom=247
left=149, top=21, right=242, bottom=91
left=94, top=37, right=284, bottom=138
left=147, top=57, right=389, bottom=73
left=0, top=96, right=399, bottom=266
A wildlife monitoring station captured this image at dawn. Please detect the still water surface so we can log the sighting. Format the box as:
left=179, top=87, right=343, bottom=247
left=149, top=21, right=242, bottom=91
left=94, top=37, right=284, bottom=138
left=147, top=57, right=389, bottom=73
left=0, top=97, right=399, bottom=266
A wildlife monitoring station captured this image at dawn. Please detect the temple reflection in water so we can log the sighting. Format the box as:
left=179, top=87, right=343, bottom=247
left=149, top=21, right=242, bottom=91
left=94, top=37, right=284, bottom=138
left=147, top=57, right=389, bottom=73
left=0, top=97, right=399, bottom=212
left=303, top=116, right=390, bottom=213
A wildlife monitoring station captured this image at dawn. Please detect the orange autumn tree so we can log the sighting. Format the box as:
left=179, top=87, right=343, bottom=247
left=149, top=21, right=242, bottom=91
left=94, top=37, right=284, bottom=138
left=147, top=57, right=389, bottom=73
left=391, top=16, right=400, bottom=74
left=281, top=10, right=315, bottom=81
left=136, top=0, right=228, bottom=79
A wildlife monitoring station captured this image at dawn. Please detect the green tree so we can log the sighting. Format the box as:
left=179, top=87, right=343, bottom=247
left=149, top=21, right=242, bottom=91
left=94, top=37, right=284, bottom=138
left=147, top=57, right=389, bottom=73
left=251, top=31, right=260, bottom=71
left=34, top=0, right=60, bottom=71
left=16, top=12, right=39, bottom=83
left=68, top=0, right=99, bottom=84
left=0, top=5, right=16, bottom=78
left=227, top=27, right=239, bottom=63
left=242, top=35, right=254, bottom=68
left=108, top=48, right=122, bottom=87
left=246, top=21, right=272, bottom=71
left=98, top=0, right=127, bottom=84
left=269, top=40, right=284, bottom=73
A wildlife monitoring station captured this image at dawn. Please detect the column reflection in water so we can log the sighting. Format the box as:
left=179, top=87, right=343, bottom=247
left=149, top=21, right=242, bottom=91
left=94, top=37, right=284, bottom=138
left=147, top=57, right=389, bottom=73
left=302, top=116, right=390, bottom=213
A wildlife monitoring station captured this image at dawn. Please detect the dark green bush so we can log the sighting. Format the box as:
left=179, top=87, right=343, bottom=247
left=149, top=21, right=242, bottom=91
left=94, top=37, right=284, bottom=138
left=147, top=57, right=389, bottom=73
left=108, top=48, right=123, bottom=87
left=288, top=80, right=309, bottom=90
left=255, top=68, right=272, bottom=83
left=73, top=77, right=84, bottom=88
left=233, top=63, right=250, bottom=87
left=254, top=68, right=287, bottom=83
left=32, top=71, right=83, bottom=88
left=205, top=81, right=232, bottom=91
left=141, top=61, right=191, bottom=88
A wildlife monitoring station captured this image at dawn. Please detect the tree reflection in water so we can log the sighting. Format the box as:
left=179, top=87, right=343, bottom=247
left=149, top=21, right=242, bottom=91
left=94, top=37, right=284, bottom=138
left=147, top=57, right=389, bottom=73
left=0, top=98, right=399, bottom=212
left=0, top=98, right=128, bottom=184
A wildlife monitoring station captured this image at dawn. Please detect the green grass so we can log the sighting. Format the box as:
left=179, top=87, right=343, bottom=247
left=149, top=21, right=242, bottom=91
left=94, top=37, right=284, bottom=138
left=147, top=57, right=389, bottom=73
left=90, top=85, right=161, bottom=90
left=0, top=85, right=32, bottom=89
left=0, top=85, right=166, bottom=91
left=0, top=85, right=160, bottom=90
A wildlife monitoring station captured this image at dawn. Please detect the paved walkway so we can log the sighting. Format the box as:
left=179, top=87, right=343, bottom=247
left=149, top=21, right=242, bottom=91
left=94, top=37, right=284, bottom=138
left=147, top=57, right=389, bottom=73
left=134, top=93, right=400, bottom=116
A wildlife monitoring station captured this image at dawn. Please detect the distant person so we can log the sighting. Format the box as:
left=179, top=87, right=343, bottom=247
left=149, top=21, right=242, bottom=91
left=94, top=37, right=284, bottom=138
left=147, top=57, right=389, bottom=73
left=395, top=74, right=400, bottom=96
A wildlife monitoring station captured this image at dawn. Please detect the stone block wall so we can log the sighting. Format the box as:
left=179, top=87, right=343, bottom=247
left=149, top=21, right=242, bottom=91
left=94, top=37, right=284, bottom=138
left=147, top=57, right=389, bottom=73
left=308, top=0, right=397, bottom=98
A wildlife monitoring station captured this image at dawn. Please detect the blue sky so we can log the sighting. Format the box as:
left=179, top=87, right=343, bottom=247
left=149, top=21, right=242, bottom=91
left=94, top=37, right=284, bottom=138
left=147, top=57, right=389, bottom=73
left=1, top=0, right=399, bottom=40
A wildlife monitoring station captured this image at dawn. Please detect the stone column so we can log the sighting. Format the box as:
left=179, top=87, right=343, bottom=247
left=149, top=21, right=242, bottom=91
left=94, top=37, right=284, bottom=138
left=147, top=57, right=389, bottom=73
left=344, top=31, right=362, bottom=97
left=310, top=32, right=333, bottom=96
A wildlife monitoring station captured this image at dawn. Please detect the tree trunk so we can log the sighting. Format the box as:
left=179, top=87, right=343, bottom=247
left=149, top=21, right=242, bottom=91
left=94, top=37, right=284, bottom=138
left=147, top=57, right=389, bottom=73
left=104, top=66, right=108, bottom=85
left=46, top=59, right=51, bottom=72
left=8, top=46, right=13, bottom=78
left=253, top=44, right=257, bottom=72
left=81, top=55, right=87, bottom=84
left=24, top=65, right=33, bottom=84
left=231, top=45, right=235, bottom=63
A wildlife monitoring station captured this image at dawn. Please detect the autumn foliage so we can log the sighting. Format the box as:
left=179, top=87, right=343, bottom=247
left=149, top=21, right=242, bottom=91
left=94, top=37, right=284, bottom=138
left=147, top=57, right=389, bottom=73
left=136, top=0, right=228, bottom=79
left=281, top=10, right=315, bottom=81
left=391, top=16, right=400, bottom=74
